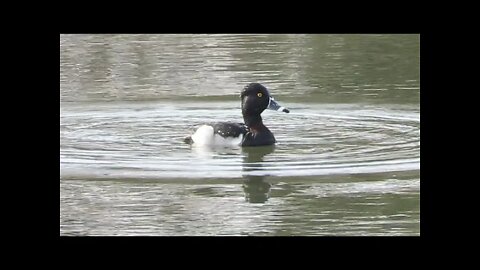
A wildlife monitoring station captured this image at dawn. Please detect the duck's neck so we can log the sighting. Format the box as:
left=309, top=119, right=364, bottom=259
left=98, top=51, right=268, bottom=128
left=243, top=114, right=265, bottom=131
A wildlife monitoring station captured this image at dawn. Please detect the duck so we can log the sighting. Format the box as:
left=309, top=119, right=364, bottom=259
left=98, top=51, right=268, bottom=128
left=184, top=83, right=289, bottom=147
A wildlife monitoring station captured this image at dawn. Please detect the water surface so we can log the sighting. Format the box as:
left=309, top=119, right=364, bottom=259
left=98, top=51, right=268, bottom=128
left=60, top=34, right=420, bottom=236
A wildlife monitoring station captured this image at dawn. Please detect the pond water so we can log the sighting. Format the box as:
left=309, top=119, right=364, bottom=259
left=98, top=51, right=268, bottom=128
left=60, top=34, right=420, bottom=236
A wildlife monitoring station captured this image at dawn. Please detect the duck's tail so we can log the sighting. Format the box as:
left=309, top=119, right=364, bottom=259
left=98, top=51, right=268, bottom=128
left=184, top=136, right=193, bottom=144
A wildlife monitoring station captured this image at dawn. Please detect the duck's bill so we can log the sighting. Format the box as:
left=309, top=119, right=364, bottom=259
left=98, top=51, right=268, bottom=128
left=268, top=97, right=290, bottom=113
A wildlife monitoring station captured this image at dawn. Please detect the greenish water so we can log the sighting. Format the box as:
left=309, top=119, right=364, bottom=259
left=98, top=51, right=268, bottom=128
left=60, top=34, right=420, bottom=236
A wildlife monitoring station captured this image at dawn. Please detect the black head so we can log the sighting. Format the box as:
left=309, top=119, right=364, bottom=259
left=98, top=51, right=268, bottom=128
left=241, top=83, right=270, bottom=116
left=240, top=83, right=289, bottom=117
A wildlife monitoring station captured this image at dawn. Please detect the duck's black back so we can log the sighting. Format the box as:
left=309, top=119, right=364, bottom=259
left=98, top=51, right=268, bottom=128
left=212, top=122, right=248, bottom=138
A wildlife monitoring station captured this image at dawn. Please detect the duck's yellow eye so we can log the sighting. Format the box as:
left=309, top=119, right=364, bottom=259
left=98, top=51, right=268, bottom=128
left=257, top=93, right=263, bottom=97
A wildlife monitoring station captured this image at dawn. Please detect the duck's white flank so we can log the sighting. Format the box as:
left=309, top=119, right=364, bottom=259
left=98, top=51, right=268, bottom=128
left=190, top=125, right=244, bottom=146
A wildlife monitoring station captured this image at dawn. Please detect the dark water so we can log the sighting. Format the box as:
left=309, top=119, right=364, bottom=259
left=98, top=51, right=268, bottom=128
left=60, top=34, right=420, bottom=236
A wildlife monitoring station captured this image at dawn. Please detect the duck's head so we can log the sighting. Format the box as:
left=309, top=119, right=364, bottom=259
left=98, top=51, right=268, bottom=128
left=240, top=83, right=290, bottom=117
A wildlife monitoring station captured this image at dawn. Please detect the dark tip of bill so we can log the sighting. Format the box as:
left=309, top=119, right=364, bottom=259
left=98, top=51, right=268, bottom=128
left=283, top=108, right=290, bottom=113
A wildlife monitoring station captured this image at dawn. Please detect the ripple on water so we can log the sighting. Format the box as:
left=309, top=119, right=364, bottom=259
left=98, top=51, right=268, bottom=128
left=60, top=102, right=419, bottom=181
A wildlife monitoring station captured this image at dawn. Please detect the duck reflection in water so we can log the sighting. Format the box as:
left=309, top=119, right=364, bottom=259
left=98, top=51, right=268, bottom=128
left=188, top=144, right=275, bottom=203
left=241, top=146, right=275, bottom=203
